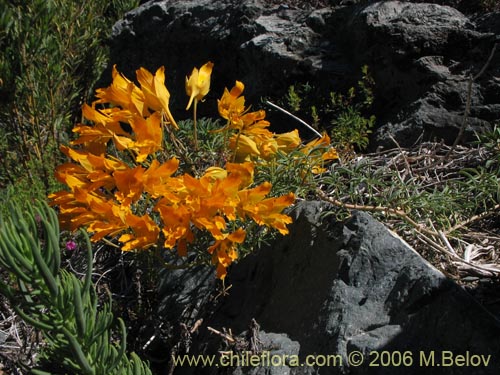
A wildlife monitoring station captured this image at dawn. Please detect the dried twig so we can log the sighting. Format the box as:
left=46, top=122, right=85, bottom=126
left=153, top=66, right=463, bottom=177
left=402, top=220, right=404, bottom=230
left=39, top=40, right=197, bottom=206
left=316, top=189, right=437, bottom=237
left=266, top=100, right=323, bottom=138
left=446, top=41, right=499, bottom=157
left=207, top=326, right=235, bottom=343
left=445, top=204, right=500, bottom=235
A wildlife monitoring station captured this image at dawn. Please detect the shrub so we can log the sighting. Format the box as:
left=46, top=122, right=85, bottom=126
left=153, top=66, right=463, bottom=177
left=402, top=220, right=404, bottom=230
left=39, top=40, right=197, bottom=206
left=0, top=0, right=140, bottom=198
left=0, top=200, right=152, bottom=374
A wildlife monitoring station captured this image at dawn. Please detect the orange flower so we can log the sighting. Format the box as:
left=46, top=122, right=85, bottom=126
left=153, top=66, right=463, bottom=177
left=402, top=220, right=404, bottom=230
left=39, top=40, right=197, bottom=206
left=72, top=105, right=132, bottom=155
left=95, top=65, right=147, bottom=116
left=185, top=62, right=214, bottom=110
left=237, top=182, right=295, bottom=234
left=55, top=146, right=127, bottom=192
left=142, top=158, right=181, bottom=199
left=155, top=202, right=193, bottom=254
left=50, top=67, right=299, bottom=280
left=85, top=197, right=130, bottom=241
left=208, top=228, right=246, bottom=280
left=300, top=133, right=339, bottom=173
left=225, top=162, right=254, bottom=188
left=113, top=166, right=145, bottom=205
left=218, top=80, right=245, bottom=120
left=136, top=66, right=178, bottom=128
left=252, top=193, right=295, bottom=235
left=127, top=111, right=163, bottom=162
left=119, top=212, right=160, bottom=251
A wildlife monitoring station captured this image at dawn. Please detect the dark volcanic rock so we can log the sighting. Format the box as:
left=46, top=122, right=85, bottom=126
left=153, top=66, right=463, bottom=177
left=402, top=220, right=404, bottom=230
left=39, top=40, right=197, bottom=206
left=157, top=201, right=500, bottom=374
left=109, top=0, right=500, bottom=148
left=109, top=0, right=351, bottom=129
left=344, top=1, right=499, bottom=148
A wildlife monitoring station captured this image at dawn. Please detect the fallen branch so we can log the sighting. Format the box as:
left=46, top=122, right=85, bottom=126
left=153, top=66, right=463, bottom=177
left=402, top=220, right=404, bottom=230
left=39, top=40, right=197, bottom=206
left=445, top=204, right=500, bottom=235
left=316, top=188, right=436, bottom=237
left=207, top=326, right=235, bottom=343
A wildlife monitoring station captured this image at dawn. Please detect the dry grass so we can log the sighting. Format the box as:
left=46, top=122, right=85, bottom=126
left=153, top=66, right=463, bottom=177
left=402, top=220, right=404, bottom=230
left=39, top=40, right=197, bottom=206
left=0, top=293, right=39, bottom=374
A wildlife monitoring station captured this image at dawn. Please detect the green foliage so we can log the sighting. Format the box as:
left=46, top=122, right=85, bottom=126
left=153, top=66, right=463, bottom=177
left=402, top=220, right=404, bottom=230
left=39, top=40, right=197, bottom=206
left=317, top=144, right=500, bottom=234
left=0, top=200, right=152, bottom=375
left=477, top=123, right=500, bottom=168
left=253, top=149, right=320, bottom=198
left=286, top=85, right=302, bottom=112
left=163, top=117, right=229, bottom=173
left=0, top=0, right=139, bottom=199
left=326, top=65, right=375, bottom=151
left=330, top=107, right=375, bottom=151
left=281, top=65, right=375, bottom=152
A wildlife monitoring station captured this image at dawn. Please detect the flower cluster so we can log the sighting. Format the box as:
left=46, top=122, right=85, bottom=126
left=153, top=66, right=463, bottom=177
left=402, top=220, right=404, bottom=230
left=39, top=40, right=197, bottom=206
left=216, top=81, right=338, bottom=170
left=217, top=81, right=300, bottom=161
left=49, top=64, right=301, bottom=279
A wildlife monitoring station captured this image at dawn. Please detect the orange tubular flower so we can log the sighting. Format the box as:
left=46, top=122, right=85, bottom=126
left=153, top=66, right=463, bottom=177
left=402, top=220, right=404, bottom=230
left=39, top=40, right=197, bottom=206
left=252, top=193, right=295, bottom=235
left=237, top=182, right=295, bottom=234
left=300, top=133, right=339, bottom=173
left=218, top=81, right=245, bottom=120
left=154, top=203, right=193, bottom=254
left=136, top=66, right=178, bottom=129
left=127, top=111, right=163, bottom=162
left=72, top=104, right=132, bottom=151
left=113, top=166, right=145, bottom=205
left=185, top=61, right=214, bottom=110
left=142, top=158, right=181, bottom=199
left=225, top=162, right=254, bottom=188
left=208, top=228, right=246, bottom=280
left=119, top=212, right=160, bottom=251
left=95, top=65, right=147, bottom=116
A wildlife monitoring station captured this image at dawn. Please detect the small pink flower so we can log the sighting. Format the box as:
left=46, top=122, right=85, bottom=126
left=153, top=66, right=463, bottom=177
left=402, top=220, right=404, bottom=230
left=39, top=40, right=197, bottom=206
left=65, top=240, right=77, bottom=251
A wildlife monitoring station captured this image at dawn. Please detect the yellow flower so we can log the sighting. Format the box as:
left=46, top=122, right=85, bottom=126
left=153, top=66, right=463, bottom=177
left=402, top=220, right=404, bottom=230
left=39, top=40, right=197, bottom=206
left=95, top=65, right=146, bottom=116
left=300, top=133, right=339, bottom=173
left=208, top=228, right=246, bottom=280
left=230, top=134, right=261, bottom=161
left=276, top=129, right=301, bottom=152
left=218, top=81, right=245, bottom=120
left=185, top=62, right=214, bottom=110
left=203, top=166, right=228, bottom=181
left=136, top=66, right=178, bottom=129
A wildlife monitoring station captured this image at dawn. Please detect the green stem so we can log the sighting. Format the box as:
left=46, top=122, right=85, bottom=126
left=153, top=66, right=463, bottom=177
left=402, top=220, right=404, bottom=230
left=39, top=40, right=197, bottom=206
left=193, top=99, right=198, bottom=150
left=232, top=130, right=241, bottom=163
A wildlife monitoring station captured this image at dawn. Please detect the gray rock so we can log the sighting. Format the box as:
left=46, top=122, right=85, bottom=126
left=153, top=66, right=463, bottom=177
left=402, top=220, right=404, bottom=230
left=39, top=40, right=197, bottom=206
left=226, top=331, right=305, bottom=375
left=158, top=201, right=500, bottom=374
left=344, top=1, right=499, bottom=148
left=109, top=0, right=349, bottom=124
left=108, top=1, right=499, bottom=147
